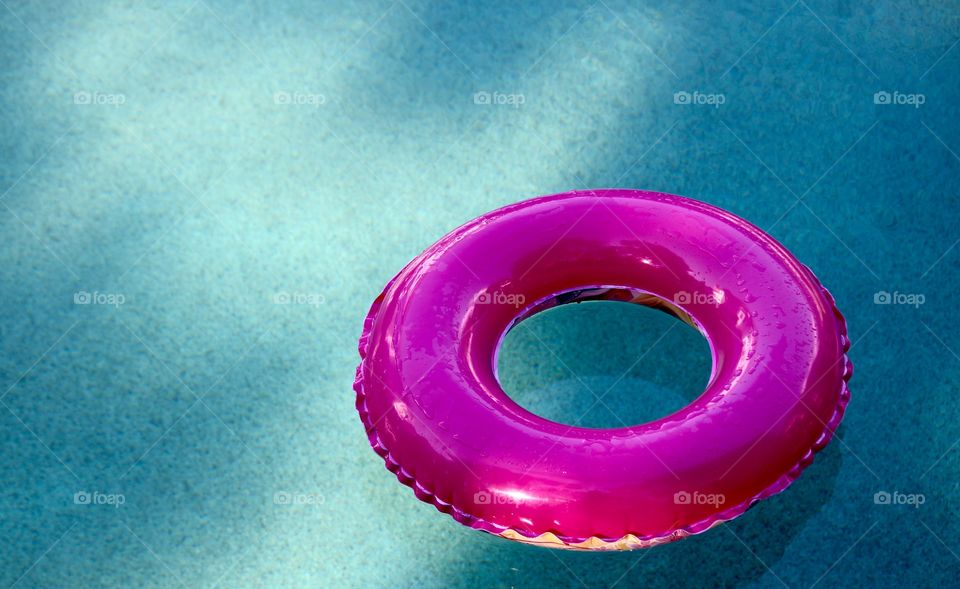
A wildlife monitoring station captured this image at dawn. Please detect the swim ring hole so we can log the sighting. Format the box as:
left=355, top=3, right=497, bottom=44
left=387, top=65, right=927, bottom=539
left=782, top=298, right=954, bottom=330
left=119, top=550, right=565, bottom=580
left=495, top=287, right=715, bottom=429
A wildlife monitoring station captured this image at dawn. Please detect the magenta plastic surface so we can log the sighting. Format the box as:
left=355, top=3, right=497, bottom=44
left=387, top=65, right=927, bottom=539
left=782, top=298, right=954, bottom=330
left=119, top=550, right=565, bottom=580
left=354, top=189, right=851, bottom=549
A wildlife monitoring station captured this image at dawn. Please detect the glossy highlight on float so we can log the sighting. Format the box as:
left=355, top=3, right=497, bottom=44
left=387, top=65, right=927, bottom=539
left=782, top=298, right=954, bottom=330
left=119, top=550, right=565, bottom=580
left=354, top=189, right=852, bottom=550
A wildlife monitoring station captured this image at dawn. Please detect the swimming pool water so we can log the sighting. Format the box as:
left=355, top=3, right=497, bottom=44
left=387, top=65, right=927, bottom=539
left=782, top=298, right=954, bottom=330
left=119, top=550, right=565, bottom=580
left=1, top=1, right=958, bottom=587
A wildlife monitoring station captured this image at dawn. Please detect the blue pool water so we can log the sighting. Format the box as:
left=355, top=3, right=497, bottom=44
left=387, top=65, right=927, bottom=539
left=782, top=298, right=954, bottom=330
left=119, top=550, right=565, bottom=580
left=1, top=1, right=958, bottom=587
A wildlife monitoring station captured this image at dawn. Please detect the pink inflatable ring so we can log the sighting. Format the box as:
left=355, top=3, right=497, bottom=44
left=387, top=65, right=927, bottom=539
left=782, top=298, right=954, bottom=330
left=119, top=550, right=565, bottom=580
left=355, top=189, right=851, bottom=550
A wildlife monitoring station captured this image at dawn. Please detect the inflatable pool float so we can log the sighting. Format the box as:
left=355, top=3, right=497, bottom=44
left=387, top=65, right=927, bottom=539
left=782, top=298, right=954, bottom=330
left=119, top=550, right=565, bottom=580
left=354, top=189, right=851, bottom=550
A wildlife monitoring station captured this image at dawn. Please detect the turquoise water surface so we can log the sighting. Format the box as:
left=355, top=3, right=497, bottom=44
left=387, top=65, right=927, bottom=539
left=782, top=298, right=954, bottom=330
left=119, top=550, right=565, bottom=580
left=2, top=1, right=959, bottom=587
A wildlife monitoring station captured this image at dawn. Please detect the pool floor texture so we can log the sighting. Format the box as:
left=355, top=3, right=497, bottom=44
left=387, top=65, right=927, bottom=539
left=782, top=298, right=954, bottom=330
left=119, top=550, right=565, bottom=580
left=1, top=0, right=959, bottom=587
